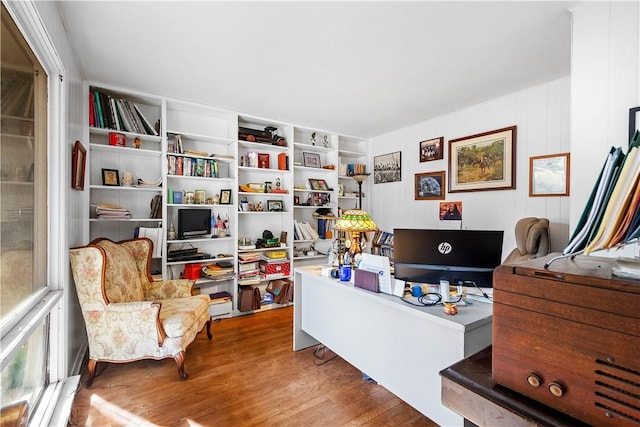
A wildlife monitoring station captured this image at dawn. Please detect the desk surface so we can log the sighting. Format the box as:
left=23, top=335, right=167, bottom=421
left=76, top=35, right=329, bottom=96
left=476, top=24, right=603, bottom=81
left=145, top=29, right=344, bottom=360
left=296, top=265, right=493, bottom=333
left=440, top=347, right=590, bottom=427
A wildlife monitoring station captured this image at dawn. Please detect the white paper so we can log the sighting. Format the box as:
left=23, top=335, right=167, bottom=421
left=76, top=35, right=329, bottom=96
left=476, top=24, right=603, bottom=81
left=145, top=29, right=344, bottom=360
left=360, top=253, right=393, bottom=295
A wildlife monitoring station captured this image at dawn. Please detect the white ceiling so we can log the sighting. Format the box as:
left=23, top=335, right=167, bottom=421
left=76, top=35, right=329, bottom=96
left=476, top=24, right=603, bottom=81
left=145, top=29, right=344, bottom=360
left=57, top=1, right=577, bottom=138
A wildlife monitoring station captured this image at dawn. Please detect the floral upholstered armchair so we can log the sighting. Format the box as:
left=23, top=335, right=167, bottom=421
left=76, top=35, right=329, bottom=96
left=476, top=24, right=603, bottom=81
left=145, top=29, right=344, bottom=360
left=69, top=237, right=211, bottom=386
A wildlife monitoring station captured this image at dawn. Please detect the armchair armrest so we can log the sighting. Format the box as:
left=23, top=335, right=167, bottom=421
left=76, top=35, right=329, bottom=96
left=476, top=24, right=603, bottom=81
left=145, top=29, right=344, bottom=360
left=84, top=301, right=168, bottom=358
left=143, top=279, right=195, bottom=300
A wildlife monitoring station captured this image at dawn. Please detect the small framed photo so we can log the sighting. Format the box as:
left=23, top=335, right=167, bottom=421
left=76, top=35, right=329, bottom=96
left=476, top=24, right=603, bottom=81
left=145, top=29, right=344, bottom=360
left=267, top=200, right=284, bottom=212
left=72, top=140, right=86, bottom=190
left=415, top=171, right=445, bottom=200
left=439, top=201, right=463, bottom=220
left=219, top=189, right=232, bottom=204
left=308, top=178, right=329, bottom=191
left=101, top=168, right=120, bottom=186
left=303, top=152, right=321, bottom=168
left=420, top=137, right=444, bottom=162
left=529, top=153, right=570, bottom=197
left=195, top=189, right=206, bottom=204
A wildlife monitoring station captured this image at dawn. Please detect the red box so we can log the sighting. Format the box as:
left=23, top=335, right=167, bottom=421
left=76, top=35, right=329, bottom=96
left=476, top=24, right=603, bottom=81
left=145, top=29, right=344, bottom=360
left=259, top=260, right=290, bottom=276
left=109, top=132, right=126, bottom=146
left=184, top=263, right=201, bottom=279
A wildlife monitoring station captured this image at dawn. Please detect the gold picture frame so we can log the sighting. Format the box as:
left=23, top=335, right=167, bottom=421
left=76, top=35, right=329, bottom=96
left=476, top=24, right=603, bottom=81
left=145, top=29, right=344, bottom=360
left=529, top=153, right=570, bottom=197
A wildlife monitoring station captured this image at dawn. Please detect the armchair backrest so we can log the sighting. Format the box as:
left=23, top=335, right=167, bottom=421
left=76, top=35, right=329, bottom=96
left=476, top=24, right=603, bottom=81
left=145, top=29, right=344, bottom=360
left=503, top=217, right=550, bottom=265
left=92, top=238, right=146, bottom=303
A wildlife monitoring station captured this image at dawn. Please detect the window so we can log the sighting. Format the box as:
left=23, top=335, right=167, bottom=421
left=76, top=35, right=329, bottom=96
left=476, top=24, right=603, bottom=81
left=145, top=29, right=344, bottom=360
left=1, top=3, right=65, bottom=424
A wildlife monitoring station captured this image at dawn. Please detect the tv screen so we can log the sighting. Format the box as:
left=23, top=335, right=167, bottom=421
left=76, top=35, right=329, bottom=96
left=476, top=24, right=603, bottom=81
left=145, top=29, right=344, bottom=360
left=393, top=228, right=504, bottom=287
left=178, top=208, right=211, bottom=239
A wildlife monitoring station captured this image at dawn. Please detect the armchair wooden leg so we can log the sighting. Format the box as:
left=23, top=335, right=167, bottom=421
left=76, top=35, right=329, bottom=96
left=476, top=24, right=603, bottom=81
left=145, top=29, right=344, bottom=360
left=174, top=351, right=189, bottom=380
left=206, top=319, right=212, bottom=340
left=86, top=359, right=97, bottom=387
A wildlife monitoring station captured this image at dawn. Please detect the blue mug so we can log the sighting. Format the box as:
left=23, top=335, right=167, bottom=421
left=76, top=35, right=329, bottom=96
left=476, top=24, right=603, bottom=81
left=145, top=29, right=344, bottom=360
left=339, top=265, right=351, bottom=282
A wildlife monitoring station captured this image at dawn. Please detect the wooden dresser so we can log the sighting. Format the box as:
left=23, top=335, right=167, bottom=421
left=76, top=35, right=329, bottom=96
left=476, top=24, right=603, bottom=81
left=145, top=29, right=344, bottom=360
left=493, top=255, right=640, bottom=427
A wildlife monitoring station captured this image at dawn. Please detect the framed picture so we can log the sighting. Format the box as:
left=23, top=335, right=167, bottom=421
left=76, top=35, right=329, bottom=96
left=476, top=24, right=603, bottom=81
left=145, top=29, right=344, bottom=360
left=448, top=126, right=516, bottom=193
left=219, top=189, right=232, bottom=204
left=308, top=178, right=329, bottom=191
left=303, top=152, right=321, bottom=168
left=419, top=137, right=444, bottom=162
left=72, top=140, right=86, bottom=190
left=267, top=200, right=284, bottom=211
left=101, top=168, right=120, bottom=186
left=374, top=151, right=402, bottom=183
left=529, top=153, right=570, bottom=197
left=439, top=201, right=463, bottom=220
left=195, top=189, right=206, bottom=204
left=415, top=171, right=445, bottom=200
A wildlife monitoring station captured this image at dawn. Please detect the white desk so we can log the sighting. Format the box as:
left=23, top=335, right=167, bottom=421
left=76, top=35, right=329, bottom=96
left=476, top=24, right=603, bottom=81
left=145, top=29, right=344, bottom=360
left=293, top=265, right=493, bottom=427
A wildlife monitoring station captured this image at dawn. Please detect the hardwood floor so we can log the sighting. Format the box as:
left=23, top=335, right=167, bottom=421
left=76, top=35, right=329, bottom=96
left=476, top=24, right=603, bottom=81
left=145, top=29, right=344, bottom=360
left=68, top=306, right=438, bottom=426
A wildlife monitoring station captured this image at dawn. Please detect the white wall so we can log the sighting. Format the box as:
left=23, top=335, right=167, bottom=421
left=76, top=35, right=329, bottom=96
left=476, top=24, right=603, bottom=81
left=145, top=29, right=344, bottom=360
left=570, top=1, right=639, bottom=257
left=368, top=77, right=571, bottom=260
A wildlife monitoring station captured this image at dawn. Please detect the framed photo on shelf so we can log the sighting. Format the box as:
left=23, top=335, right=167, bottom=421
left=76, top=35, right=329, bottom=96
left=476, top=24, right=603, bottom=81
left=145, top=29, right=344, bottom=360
left=303, top=152, right=321, bottom=168
left=72, top=140, right=86, bottom=190
left=529, top=153, right=570, bottom=197
left=267, top=200, right=284, bottom=211
left=419, top=137, right=444, bottom=162
left=374, top=151, right=401, bottom=184
left=448, top=126, right=516, bottom=193
left=101, top=168, right=120, bottom=186
left=195, top=189, right=206, bottom=204
left=308, top=178, right=329, bottom=191
left=258, top=153, right=270, bottom=169
left=415, top=171, right=445, bottom=200
left=219, top=189, right=232, bottom=204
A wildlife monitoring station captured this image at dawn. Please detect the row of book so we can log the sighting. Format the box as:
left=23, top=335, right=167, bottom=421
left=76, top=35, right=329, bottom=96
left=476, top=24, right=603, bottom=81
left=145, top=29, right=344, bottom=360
left=338, top=163, right=366, bottom=177
left=89, top=89, right=158, bottom=135
left=149, top=195, right=162, bottom=219
left=373, top=246, right=394, bottom=259
left=373, top=230, right=394, bottom=246
left=167, top=155, right=219, bottom=178
left=564, top=131, right=640, bottom=255
left=294, top=220, right=320, bottom=241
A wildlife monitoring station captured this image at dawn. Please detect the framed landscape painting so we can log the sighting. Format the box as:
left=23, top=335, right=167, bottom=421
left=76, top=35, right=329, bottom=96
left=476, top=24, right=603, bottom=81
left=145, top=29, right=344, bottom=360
left=448, top=126, right=516, bottom=193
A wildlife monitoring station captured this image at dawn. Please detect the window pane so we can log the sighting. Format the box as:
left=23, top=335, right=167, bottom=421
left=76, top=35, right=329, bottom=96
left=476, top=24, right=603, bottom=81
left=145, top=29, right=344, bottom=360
left=1, top=4, right=48, bottom=325
left=0, top=319, right=48, bottom=414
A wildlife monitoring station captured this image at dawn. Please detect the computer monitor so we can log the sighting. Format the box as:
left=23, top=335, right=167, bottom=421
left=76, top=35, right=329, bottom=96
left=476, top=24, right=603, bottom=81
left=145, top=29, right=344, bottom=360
left=393, top=228, right=504, bottom=287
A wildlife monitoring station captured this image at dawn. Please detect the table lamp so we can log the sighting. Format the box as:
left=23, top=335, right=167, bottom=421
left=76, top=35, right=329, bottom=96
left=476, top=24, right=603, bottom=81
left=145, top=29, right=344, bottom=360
left=334, top=208, right=378, bottom=267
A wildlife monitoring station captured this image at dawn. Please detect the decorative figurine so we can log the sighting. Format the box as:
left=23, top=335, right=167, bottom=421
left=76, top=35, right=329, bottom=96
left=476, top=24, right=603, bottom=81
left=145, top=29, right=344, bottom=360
left=134, top=137, right=141, bottom=149
left=311, top=132, right=316, bottom=146
left=275, top=177, right=281, bottom=190
left=323, top=135, right=328, bottom=148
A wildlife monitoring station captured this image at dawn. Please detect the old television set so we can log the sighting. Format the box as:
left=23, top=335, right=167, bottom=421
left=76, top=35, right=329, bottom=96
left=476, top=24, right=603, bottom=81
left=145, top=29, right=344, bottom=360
left=393, top=228, right=504, bottom=287
left=178, top=208, right=211, bottom=239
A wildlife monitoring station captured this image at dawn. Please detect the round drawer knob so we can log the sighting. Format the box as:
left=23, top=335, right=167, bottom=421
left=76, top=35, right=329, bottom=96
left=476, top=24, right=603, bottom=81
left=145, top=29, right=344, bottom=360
left=527, top=374, right=542, bottom=387
left=548, top=382, right=564, bottom=397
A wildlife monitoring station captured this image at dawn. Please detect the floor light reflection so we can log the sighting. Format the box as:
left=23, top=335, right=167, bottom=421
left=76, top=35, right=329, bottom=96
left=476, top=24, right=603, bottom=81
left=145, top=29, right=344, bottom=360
left=90, top=394, right=159, bottom=426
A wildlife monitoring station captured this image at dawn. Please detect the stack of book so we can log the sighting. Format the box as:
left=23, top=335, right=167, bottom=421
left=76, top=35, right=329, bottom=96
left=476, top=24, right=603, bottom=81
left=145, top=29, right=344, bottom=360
left=136, top=177, right=162, bottom=187
left=94, top=204, right=131, bottom=220
left=201, top=262, right=235, bottom=281
left=237, top=252, right=261, bottom=285
left=149, top=195, right=162, bottom=219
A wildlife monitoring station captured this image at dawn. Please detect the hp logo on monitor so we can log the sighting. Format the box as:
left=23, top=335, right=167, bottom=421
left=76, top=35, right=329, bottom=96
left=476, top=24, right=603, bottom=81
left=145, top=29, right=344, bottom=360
left=438, top=242, right=452, bottom=254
